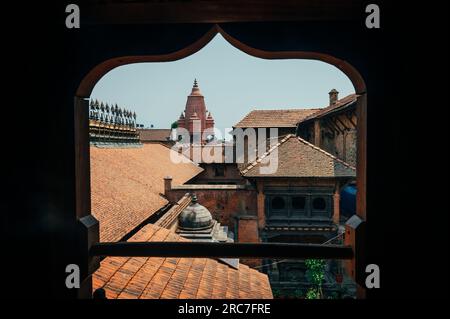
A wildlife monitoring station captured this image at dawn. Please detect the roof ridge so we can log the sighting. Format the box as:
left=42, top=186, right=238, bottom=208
left=234, top=109, right=321, bottom=128
left=295, top=136, right=356, bottom=170
left=299, top=93, right=358, bottom=123
left=240, top=134, right=356, bottom=175
left=249, top=108, right=321, bottom=111
left=156, top=194, right=191, bottom=228
left=240, top=134, right=294, bottom=175
left=138, top=128, right=171, bottom=130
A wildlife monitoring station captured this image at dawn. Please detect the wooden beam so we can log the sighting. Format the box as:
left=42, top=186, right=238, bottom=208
left=327, top=117, right=344, bottom=134
left=338, top=113, right=355, bottom=129
left=74, top=97, right=91, bottom=219
left=346, top=111, right=357, bottom=128
left=321, top=119, right=336, bottom=135
left=314, top=119, right=321, bottom=146
left=336, top=114, right=351, bottom=131
left=322, top=125, right=335, bottom=138
left=333, top=184, right=341, bottom=225
left=90, top=241, right=354, bottom=260
left=356, top=94, right=366, bottom=221
left=83, top=1, right=366, bottom=24
left=332, top=117, right=347, bottom=134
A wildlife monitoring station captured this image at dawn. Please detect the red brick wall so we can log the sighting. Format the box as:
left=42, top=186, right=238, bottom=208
left=166, top=188, right=257, bottom=230
left=237, top=217, right=259, bottom=243
left=237, top=216, right=261, bottom=268
left=166, top=187, right=262, bottom=268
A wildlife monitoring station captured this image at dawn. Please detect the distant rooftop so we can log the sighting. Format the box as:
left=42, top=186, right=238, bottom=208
left=298, top=94, right=358, bottom=124
left=234, top=109, right=320, bottom=128
left=138, top=128, right=172, bottom=142
left=233, top=91, right=357, bottom=129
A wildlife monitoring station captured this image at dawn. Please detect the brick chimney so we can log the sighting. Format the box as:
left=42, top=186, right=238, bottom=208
left=329, top=89, right=339, bottom=105
left=164, top=176, right=172, bottom=195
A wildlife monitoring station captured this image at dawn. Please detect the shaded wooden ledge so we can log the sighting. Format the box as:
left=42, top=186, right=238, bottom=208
left=90, top=241, right=353, bottom=259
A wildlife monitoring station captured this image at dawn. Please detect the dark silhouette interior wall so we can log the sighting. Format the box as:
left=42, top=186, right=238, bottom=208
left=5, top=1, right=449, bottom=299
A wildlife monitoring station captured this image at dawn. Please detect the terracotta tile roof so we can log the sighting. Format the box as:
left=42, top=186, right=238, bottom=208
left=90, top=144, right=203, bottom=242
left=138, top=129, right=172, bottom=142
left=234, top=109, right=320, bottom=128
left=241, top=134, right=356, bottom=178
left=298, top=94, right=358, bottom=123
left=93, top=224, right=273, bottom=299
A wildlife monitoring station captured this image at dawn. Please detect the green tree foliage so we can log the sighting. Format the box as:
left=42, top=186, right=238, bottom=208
left=305, top=259, right=326, bottom=299
left=305, top=288, right=319, bottom=299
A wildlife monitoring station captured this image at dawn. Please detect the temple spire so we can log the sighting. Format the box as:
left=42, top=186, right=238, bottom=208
left=190, top=78, right=202, bottom=96
left=178, top=79, right=213, bottom=144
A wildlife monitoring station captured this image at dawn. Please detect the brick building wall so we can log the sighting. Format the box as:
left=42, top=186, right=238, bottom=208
left=236, top=216, right=261, bottom=268
left=164, top=179, right=257, bottom=231
left=164, top=180, right=261, bottom=268
left=237, top=216, right=260, bottom=243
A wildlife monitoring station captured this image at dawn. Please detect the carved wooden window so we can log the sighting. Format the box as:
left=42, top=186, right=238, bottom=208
left=291, top=196, right=307, bottom=217
left=271, top=196, right=286, bottom=210
left=311, top=196, right=330, bottom=218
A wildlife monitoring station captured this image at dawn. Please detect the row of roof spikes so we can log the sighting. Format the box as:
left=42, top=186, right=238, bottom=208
left=90, top=99, right=137, bottom=120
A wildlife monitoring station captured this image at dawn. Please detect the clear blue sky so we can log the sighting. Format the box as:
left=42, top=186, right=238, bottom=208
left=91, top=34, right=354, bottom=138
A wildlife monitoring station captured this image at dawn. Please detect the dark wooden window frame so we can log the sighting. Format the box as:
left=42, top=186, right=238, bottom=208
left=265, top=188, right=334, bottom=222
left=311, top=196, right=332, bottom=218
left=291, top=195, right=307, bottom=212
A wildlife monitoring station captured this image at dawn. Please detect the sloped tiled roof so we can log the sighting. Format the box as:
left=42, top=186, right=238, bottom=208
left=90, top=144, right=203, bottom=242
left=93, top=223, right=273, bottom=299
left=241, top=134, right=356, bottom=178
left=138, top=129, right=172, bottom=142
left=298, top=94, right=358, bottom=124
left=234, top=109, right=320, bottom=128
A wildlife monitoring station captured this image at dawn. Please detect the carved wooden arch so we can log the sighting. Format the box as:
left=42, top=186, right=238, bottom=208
left=76, top=25, right=366, bottom=97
